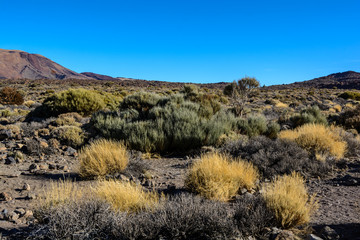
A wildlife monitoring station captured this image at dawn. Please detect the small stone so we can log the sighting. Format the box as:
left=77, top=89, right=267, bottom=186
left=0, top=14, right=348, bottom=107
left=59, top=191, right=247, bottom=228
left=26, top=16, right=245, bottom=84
left=0, top=192, right=12, bottom=201
left=275, top=230, right=300, bottom=240
left=14, top=208, right=26, bottom=217
left=39, top=164, right=48, bottom=170
left=57, top=165, right=68, bottom=171
left=22, top=183, right=31, bottom=191
left=119, top=174, right=130, bottom=182
left=65, top=147, right=77, bottom=156
left=22, top=210, right=33, bottom=219
left=29, top=163, right=39, bottom=171
left=8, top=211, right=19, bottom=222
left=16, top=143, right=24, bottom=149
left=48, top=163, right=56, bottom=170
left=39, top=141, right=49, bottom=148
left=26, top=193, right=37, bottom=200
left=321, top=226, right=339, bottom=240
left=0, top=209, right=8, bottom=220
left=308, top=234, right=323, bottom=240
left=5, top=157, right=16, bottom=165
left=240, top=188, right=248, bottom=194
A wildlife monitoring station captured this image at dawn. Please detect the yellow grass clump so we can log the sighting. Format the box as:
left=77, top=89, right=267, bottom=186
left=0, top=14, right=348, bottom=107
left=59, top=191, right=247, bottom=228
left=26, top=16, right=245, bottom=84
left=262, top=172, right=318, bottom=229
left=279, top=124, right=347, bottom=160
left=185, top=152, right=258, bottom=201
left=275, top=101, right=289, bottom=108
left=94, top=180, right=159, bottom=212
left=39, top=180, right=84, bottom=208
left=79, top=139, right=129, bottom=178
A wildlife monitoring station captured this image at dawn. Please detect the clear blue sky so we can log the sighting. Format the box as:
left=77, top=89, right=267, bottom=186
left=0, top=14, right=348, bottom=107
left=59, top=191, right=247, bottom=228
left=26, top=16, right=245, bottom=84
left=1, top=0, right=359, bottom=85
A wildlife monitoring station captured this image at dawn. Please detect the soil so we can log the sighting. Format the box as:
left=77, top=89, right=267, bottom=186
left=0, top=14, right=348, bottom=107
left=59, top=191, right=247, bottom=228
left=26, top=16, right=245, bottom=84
left=1, top=150, right=359, bottom=239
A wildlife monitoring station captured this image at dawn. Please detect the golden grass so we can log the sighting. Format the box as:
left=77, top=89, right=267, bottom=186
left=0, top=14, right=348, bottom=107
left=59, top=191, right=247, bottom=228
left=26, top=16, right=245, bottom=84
left=94, top=180, right=159, bottom=212
left=275, top=101, right=289, bottom=108
left=262, top=172, right=318, bottom=229
left=333, top=104, right=342, bottom=112
left=279, top=124, right=347, bottom=160
left=38, top=180, right=84, bottom=208
left=185, top=152, right=258, bottom=201
left=79, top=139, right=129, bottom=178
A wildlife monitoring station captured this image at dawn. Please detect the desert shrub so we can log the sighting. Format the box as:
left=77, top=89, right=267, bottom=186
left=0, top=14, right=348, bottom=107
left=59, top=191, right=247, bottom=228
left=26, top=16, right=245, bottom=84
left=32, top=194, right=238, bottom=240
left=91, top=93, right=234, bottom=153
left=148, top=193, right=238, bottom=240
left=34, top=199, right=114, bottom=239
left=52, top=125, right=84, bottom=147
left=234, top=194, right=277, bottom=238
left=262, top=172, right=318, bottom=228
left=94, top=180, right=160, bottom=212
left=181, top=85, right=222, bottom=118
left=185, top=152, right=258, bottom=201
left=279, top=124, right=347, bottom=160
left=222, top=136, right=310, bottom=179
left=39, top=88, right=120, bottom=117
left=120, top=91, right=161, bottom=118
left=23, top=100, right=36, bottom=108
left=236, top=115, right=267, bottom=137
left=54, top=112, right=83, bottom=126
left=79, top=139, right=129, bottom=178
left=289, top=105, right=328, bottom=127
left=235, top=114, right=280, bottom=138
left=266, top=121, right=281, bottom=139
left=337, top=105, right=360, bottom=132
left=339, top=91, right=360, bottom=101
left=0, top=87, right=24, bottom=105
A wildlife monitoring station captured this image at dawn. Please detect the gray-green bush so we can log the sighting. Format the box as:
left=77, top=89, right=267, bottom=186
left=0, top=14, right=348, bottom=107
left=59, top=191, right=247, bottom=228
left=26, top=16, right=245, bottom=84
left=91, top=92, right=234, bottom=153
left=289, top=105, right=327, bottom=128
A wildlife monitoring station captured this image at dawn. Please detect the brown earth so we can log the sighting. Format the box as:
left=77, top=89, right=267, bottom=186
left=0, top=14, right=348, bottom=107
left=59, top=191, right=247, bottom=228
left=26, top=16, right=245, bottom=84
left=0, top=49, right=89, bottom=80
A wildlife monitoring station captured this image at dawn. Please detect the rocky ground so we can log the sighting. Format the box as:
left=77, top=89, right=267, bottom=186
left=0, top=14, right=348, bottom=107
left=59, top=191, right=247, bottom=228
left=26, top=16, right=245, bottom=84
left=0, top=141, right=359, bottom=239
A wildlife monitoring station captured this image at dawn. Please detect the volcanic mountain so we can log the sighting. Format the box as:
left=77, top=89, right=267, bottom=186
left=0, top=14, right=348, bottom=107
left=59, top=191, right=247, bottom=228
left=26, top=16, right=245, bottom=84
left=0, top=49, right=89, bottom=80
left=268, top=71, right=360, bottom=90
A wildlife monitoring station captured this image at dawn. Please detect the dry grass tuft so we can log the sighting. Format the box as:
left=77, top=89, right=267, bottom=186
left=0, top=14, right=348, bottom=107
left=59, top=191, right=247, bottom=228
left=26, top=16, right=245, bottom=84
left=185, top=152, right=258, bottom=201
left=94, top=180, right=159, bottom=212
left=262, top=172, right=318, bottom=229
left=79, top=139, right=129, bottom=178
left=279, top=124, right=347, bottom=160
left=38, top=180, right=84, bottom=208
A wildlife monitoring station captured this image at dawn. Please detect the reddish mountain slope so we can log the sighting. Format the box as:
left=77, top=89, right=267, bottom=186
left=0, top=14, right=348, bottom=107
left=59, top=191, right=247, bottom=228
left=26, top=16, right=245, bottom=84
left=0, top=49, right=89, bottom=80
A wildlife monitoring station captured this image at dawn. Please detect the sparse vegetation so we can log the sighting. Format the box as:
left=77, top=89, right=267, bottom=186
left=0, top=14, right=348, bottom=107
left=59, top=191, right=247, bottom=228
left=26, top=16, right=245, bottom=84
left=262, top=172, right=318, bottom=228
left=279, top=123, right=347, bottom=160
left=94, top=180, right=160, bottom=212
left=185, top=152, right=258, bottom=201
left=91, top=92, right=234, bottom=153
left=52, top=125, right=84, bottom=147
left=223, top=77, right=260, bottom=116
left=79, top=139, right=129, bottom=178
left=39, top=88, right=121, bottom=117
left=0, top=87, right=24, bottom=105
left=289, top=105, right=328, bottom=127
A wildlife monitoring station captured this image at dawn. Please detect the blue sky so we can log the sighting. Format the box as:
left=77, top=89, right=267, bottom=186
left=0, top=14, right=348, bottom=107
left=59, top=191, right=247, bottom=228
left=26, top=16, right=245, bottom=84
left=1, top=0, right=359, bottom=85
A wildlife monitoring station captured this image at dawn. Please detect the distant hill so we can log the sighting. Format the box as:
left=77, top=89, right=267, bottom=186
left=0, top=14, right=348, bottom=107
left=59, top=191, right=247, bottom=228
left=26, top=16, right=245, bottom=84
left=0, top=49, right=90, bottom=80
left=268, top=71, right=360, bottom=90
left=81, top=72, right=118, bottom=81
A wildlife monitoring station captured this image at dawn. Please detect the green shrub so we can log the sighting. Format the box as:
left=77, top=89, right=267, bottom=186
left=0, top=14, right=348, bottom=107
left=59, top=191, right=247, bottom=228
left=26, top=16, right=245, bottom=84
left=52, top=125, right=85, bottom=147
left=236, top=114, right=279, bottom=138
left=289, top=105, right=327, bottom=128
left=91, top=93, right=234, bottom=153
left=0, top=87, right=24, bottom=105
left=339, top=91, right=360, bottom=101
left=41, top=88, right=120, bottom=117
